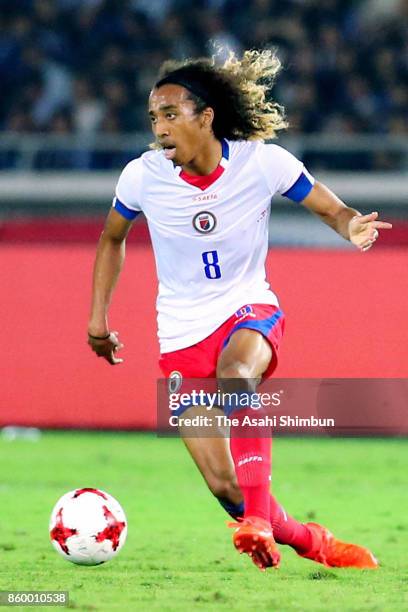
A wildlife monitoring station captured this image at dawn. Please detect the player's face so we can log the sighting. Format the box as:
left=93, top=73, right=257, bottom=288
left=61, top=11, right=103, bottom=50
left=148, top=84, right=212, bottom=167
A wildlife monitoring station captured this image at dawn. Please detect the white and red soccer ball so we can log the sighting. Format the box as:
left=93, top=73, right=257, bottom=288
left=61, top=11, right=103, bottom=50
left=49, top=488, right=127, bottom=565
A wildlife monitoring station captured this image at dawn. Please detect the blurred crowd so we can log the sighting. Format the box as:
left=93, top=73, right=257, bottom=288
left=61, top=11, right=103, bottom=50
left=0, top=0, right=407, bottom=140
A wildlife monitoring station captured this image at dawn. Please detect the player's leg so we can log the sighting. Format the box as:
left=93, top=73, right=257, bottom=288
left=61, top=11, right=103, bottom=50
left=181, top=424, right=277, bottom=570
left=172, top=326, right=307, bottom=569
left=214, top=327, right=377, bottom=571
left=216, top=328, right=272, bottom=521
left=181, top=416, right=311, bottom=547
left=215, top=328, right=281, bottom=569
left=180, top=416, right=243, bottom=518
left=162, top=322, right=378, bottom=570
left=181, top=420, right=378, bottom=570
left=181, top=426, right=310, bottom=542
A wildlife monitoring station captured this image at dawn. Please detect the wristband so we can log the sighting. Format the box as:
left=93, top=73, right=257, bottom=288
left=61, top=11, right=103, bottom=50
left=88, top=332, right=110, bottom=340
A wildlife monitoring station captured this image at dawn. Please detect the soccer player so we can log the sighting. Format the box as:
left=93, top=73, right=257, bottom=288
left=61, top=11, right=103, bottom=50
left=88, top=51, right=391, bottom=571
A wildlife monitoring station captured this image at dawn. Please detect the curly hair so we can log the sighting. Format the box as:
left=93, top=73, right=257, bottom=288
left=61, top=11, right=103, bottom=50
left=153, top=50, right=288, bottom=141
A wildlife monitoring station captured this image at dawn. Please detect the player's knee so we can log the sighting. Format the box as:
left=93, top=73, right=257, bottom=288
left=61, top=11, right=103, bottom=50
left=216, top=360, right=253, bottom=380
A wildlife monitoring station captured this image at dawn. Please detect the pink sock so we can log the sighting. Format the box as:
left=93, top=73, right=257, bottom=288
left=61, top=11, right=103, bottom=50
left=269, top=495, right=312, bottom=553
left=230, top=409, right=271, bottom=523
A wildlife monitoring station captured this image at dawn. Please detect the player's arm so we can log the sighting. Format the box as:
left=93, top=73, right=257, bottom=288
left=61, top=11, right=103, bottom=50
left=87, top=208, right=133, bottom=364
left=301, top=181, right=392, bottom=251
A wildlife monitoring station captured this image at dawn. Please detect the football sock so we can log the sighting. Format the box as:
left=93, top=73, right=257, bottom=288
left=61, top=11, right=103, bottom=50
left=223, top=396, right=312, bottom=550
left=229, top=408, right=271, bottom=523
left=269, top=495, right=312, bottom=553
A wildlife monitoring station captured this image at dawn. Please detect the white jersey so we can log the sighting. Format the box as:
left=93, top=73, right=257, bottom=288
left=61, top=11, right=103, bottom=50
left=113, top=140, right=314, bottom=352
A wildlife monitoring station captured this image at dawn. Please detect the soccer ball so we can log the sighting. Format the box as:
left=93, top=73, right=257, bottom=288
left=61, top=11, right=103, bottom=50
left=49, top=488, right=127, bottom=565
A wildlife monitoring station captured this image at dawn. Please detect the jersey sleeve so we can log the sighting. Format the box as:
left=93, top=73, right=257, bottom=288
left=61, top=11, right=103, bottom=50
left=112, top=158, right=143, bottom=220
left=257, top=143, right=315, bottom=202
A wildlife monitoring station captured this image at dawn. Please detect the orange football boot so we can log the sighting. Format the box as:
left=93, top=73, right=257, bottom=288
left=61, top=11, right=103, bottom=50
left=298, top=522, right=378, bottom=569
left=229, top=516, right=281, bottom=571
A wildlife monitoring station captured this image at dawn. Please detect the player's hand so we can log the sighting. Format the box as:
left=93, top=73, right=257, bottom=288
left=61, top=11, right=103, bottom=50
left=87, top=330, right=124, bottom=365
left=349, top=212, right=392, bottom=252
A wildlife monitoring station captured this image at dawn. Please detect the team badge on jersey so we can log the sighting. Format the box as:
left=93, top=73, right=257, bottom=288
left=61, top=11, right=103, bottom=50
left=193, top=211, right=217, bottom=234
left=168, top=370, right=183, bottom=394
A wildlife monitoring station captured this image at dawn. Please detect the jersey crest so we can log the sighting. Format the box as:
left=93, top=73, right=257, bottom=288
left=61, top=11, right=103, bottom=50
left=193, top=211, right=217, bottom=234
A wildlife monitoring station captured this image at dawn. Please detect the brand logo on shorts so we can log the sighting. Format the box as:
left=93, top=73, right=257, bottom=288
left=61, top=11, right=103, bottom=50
left=192, top=211, right=216, bottom=233
left=234, top=305, right=256, bottom=324
left=168, top=370, right=183, bottom=394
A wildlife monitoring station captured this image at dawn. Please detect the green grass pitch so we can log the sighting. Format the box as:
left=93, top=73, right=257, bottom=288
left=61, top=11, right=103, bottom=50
left=0, top=433, right=406, bottom=611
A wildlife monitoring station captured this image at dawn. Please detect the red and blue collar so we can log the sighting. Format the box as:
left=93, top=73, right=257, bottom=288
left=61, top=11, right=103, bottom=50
left=178, top=139, right=230, bottom=191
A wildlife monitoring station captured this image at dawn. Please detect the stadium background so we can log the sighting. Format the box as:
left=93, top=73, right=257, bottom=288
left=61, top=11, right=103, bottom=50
left=1, top=0, right=407, bottom=430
